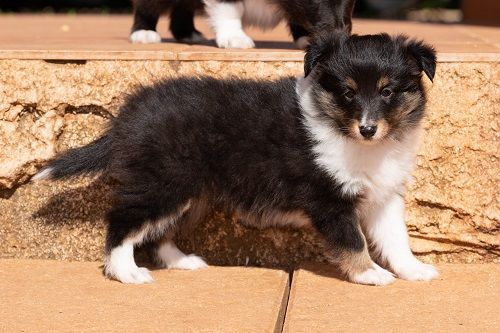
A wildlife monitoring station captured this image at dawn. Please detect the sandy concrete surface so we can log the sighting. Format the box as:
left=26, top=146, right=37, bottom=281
left=0, top=259, right=289, bottom=333
left=1, top=260, right=498, bottom=332
left=284, top=264, right=500, bottom=333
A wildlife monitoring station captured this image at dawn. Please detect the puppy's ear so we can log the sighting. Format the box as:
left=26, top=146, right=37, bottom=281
left=405, top=38, right=437, bottom=82
left=304, top=32, right=345, bottom=77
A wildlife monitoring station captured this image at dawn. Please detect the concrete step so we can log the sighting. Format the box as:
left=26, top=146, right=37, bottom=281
left=0, top=15, right=498, bottom=266
left=0, top=259, right=289, bottom=333
left=1, top=260, right=498, bottom=332
left=284, top=263, right=500, bottom=333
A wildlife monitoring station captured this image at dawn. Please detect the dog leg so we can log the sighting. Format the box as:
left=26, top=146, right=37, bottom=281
left=170, top=3, right=206, bottom=43
left=129, top=1, right=162, bottom=43
left=104, top=202, right=191, bottom=284
left=361, top=193, right=439, bottom=281
left=310, top=203, right=395, bottom=286
left=204, top=0, right=255, bottom=49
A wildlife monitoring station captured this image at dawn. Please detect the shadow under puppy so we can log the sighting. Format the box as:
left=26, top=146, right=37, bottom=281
left=130, top=0, right=355, bottom=49
left=34, top=32, right=438, bottom=285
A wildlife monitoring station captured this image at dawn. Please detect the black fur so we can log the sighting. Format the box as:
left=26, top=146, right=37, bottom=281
left=39, top=135, right=111, bottom=179
left=37, top=33, right=436, bottom=282
left=131, top=0, right=356, bottom=44
left=132, top=0, right=204, bottom=41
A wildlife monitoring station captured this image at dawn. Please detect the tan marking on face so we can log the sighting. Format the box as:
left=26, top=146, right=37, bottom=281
left=391, top=91, right=423, bottom=125
left=372, top=119, right=389, bottom=140
left=317, top=89, right=344, bottom=119
left=377, top=76, right=390, bottom=90
left=345, top=77, right=358, bottom=91
left=400, top=91, right=422, bottom=116
left=350, top=119, right=363, bottom=140
left=350, top=119, right=390, bottom=144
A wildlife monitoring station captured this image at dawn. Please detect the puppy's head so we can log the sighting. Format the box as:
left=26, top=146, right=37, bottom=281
left=303, top=32, right=436, bottom=143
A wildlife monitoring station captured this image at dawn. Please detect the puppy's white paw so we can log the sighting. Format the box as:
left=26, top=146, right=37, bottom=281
left=395, top=260, right=439, bottom=281
left=106, top=265, right=154, bottom=284
left=157, top=241, right=208, bottom=270
left=179, top=31, right=207, bottom=44
left=351, top=263, right=396, bottom=286
left=216, top=31, right=255, bottom=49
left=168, top=254, right=208, bottom=270
left=129, top=30, right=162, bottom=44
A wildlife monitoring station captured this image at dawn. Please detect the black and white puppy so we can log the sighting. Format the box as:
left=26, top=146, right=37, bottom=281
left=130, top=0, right=355, bottom=49
left=34, top=32, right=439, bottom=285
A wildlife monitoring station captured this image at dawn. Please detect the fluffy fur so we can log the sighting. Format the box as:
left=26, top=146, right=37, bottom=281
left=35, top=32, right=438, bottom=285
left=130, top=0, right=355, bottom=48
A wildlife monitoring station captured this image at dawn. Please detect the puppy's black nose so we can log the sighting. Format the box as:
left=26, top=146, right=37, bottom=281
left=359, top=125, right=377, bottom=139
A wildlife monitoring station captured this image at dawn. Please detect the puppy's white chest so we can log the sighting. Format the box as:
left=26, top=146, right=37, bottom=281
left=242, top=0, right=282, bottom=29
left=327, top=146, right=415, bottom=201
left=309, top=119, right=418, bottom=201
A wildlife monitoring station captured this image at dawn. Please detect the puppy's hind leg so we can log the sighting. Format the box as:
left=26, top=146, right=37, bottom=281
left=309, top=202, right=395, bottom=286
left=156, top=241, right=208, bottom=270
left=155, top=199, right=209, bottom=270
left=104, top=201, right=192, bottom=284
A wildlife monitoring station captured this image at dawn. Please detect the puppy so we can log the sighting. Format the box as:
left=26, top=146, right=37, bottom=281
left=34, top=32, right=439, bottom=285
left=130, top=0, right=355, bottom=49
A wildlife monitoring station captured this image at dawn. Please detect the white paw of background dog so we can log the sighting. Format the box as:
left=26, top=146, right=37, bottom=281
left=129, top=30, right=162, bottom=44
left=216, top=31, right=255, bottom=48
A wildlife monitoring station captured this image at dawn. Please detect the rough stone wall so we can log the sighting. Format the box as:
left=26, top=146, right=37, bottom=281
left=0, top=59, right=498, bottom=267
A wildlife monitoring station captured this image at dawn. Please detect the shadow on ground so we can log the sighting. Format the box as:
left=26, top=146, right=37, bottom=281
left=32, top=176, right=331, bottom=272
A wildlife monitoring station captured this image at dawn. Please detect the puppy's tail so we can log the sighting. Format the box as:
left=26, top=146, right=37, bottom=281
left=33, top=135, right=112, bottom=181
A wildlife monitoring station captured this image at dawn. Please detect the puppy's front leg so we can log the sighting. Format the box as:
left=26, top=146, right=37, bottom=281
left=310, top=205, right=395, bottom=286
left=361, top=193, right=439, bottom=281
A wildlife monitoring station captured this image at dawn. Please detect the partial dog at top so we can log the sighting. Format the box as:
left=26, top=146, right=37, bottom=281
left=34, top=32, right=438, bottom=285
left=130, top=0, right=356, bottom=49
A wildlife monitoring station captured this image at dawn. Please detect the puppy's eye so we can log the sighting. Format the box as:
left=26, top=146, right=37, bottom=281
left=344, top=90, right=355, bottom=101
left=381, top=88, right=393, bottom=98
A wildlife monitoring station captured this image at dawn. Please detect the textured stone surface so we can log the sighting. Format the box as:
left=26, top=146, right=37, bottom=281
left=0, top=60, right=498, bottom=266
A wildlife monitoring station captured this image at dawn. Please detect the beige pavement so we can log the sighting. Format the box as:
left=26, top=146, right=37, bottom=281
left=1, top=260, right=499, bottom=332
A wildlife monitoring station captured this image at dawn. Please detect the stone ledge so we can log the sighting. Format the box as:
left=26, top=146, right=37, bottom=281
left=0, top=60, right=497, bottom=265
